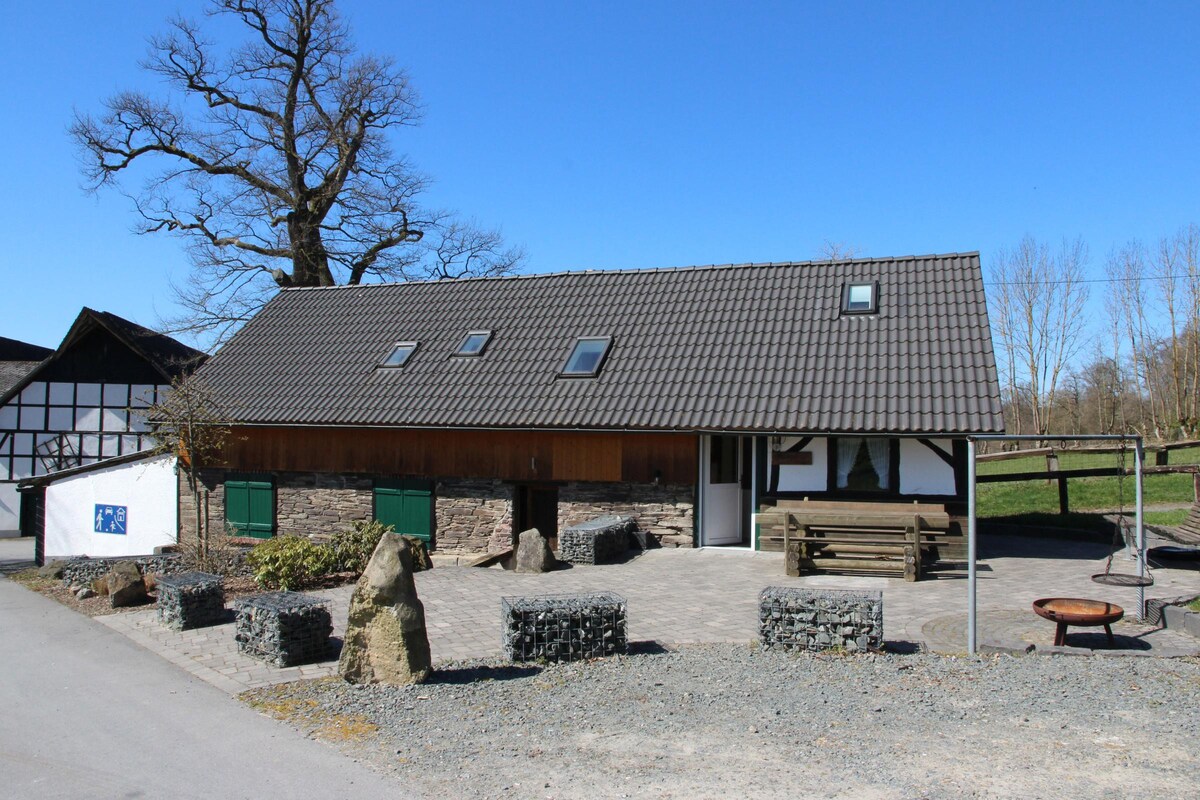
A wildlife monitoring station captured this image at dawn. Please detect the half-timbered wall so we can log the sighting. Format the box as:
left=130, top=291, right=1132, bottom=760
left=768, top=436, right=961, bottom=498
left=0, top=381, right=169, bottom=481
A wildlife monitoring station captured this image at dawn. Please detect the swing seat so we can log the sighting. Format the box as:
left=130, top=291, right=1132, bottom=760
left=1091, top=572, right=1153, bottom=587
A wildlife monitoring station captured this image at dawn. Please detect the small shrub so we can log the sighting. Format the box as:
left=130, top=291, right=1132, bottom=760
left=246, top=535, right=337, bottom=590
left=329, top=519, right=393, bottom=574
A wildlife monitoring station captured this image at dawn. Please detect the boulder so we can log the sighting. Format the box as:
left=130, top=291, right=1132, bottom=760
left=400, top=536, right=433, bottom=572
left=75, top=586, right=95, bottom=600
left=106, top=561, right=147, bottom=608
left=338, top=533, right=431, bottom=685
left=37, top=560, right=67, bottom=580
left=513, top=528, right=557, bottom=574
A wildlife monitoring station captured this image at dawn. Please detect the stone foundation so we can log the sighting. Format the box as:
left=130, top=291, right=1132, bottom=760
left=559, top=482, right=694, bottom=548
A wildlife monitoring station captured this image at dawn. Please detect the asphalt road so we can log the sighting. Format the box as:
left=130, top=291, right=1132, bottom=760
left=0, top=573, right=407, bottom=800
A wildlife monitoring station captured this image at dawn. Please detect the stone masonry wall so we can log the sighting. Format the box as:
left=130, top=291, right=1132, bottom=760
left=178, top=471, right=694, bottom=553
left=179, top=470, right=373, bottom=541
left=435, top=478, right=511, bottom=554
left=558, top=482, right=695, bottom=548
left=275, top=472, right=372, bottom=538
left=177, top=468, right=224, bottom=541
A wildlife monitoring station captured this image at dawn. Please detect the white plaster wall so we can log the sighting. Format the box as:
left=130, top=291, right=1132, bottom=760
left=773, top=436, right=828, bottom=492
left=0, top=484, right=19, bottom=536
left=899, top=438, right=956, bottom=495
left=44, top=453, right=178, bottom=558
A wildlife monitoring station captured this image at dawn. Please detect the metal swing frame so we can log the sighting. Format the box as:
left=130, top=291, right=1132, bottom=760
left=965, top=433, right=1146, bottom=655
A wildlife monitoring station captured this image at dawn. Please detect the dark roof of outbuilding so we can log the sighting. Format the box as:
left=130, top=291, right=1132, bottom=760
left=0, top=309, right=207, bottom=407
left=0, top=336, right=53, bottom=395
left=196, top=253, right=1004, bottom=434
left=0, top=336, right=53, bottom=362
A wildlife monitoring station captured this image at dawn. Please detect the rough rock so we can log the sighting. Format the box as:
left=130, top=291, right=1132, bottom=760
left=401, top=536, right=434, bottom=572
left=75, top=587, right=95, bottom=600
left=513, top=528, right=556, bottom=574
left=90, top=577, right=110, bottom=596
left=338, top=533, right=432, bottom=685
left=38, top=560, right=67, bottom=579
left=106, top=561, right=147, bottom=608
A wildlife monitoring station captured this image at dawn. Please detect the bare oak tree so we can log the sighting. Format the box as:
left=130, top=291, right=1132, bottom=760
left=989, top=235, right=1091, bottom=437
left=72, top=0, right=523, bottom=344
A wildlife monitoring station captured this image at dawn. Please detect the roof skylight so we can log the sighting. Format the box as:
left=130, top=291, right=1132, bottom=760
left=455, top=330, right=492, bottom=357
left=842, top=282, right=878, bottom=314
left=561, top=337, right=612, bottom=377
left=380, top=341, right=418, bottom=368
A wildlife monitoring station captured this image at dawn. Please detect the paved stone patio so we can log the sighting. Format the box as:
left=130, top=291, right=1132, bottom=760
left=90, top=532, right=1200, bottom=695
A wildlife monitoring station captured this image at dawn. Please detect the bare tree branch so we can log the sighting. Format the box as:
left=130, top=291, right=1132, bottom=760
left=72, top=0, right=525, bottom=346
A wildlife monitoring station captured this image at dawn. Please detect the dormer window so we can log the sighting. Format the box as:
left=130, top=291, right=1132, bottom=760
left=380, top=341, right=418, bottom=368
left=561, top=336, right=612, bottom=377
left=454, top=331, right=492, bottom=357
left=842, top=282, right=878, bottom=314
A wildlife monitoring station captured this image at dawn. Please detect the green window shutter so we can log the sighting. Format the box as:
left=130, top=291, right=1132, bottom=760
left=225, top=474, right=275, bottom=539
left=374, top=479, right=433, bottom=543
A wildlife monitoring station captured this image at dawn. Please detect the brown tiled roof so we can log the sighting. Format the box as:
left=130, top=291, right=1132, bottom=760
left=196, top=253, right=1004, bottom=434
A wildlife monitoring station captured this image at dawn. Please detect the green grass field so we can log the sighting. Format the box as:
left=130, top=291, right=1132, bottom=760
left=975, top=446, right=1200, bottom=525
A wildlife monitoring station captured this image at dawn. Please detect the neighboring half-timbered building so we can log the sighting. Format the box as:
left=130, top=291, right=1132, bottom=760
left=0, top=309, right=204, bottom=534
left=188, top=253, right=1004, bottom=555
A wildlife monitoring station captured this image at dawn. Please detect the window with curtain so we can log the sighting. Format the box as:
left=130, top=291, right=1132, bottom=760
left=834, top=437, right=892, bottom=492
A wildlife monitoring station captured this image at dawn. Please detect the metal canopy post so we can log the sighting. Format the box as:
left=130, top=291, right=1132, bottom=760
left=964, top=432, right=1145, bottom=654
left=967, top=438, right=978, bottom=654
left=1135, top=438, right=1146, bottom=621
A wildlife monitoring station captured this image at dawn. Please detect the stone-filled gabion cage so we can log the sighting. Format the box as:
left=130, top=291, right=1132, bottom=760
left=234, top=592, right=333, bottom=667
left=156, top=572, right=226, bottom=630
left=558, top=515, right=637, bottom=565
left=759, top=587, right=883, bottom=653
left=502, top=592, right=628, bottom=662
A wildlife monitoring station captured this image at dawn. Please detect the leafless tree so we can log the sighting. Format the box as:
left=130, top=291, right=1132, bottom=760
left=817, top=241, right=863, bottom=261
left=1107, top=225, right=1200, bottom=438
left=72, top=0, right=523, bottom=345
left=142, top=373, right=234, bottom=572
left=988, top=235, right=1091, bottom=437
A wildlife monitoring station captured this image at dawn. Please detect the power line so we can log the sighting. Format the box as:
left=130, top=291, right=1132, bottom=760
left=985, top=272, right=1200, bottom=287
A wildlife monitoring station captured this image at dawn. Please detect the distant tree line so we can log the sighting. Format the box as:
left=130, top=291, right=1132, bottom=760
left=991, top=224, right=1200, bottom=444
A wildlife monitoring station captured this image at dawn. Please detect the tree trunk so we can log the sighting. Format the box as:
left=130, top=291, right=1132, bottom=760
left=287, top=212, right=336, bottom=287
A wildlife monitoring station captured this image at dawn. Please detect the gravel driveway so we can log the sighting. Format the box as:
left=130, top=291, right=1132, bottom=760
left=243, top=645, right=1200, bottom=800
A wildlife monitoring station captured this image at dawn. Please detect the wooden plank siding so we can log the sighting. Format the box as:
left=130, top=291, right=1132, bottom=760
left=218, top=426, right=698, bottom=485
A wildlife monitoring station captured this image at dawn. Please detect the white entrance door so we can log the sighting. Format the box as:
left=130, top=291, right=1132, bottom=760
left=702, top=435, right=743, bottom=545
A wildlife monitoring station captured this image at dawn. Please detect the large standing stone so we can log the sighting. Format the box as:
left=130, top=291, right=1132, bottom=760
left=106, top=561, right=147, bottom=608
left=513, top=528, right=556, bottom=574
left=338, top=533, right=432, bottom=685
left=37, top=560, right=67, bottom=579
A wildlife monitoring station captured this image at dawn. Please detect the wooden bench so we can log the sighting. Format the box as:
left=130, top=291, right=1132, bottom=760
left=1169, top=501, right=1200, bottom=545
left=755, top=500, right=966, bottom=582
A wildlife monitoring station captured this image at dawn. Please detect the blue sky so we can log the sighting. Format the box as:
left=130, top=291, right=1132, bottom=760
left=2, top=1, right=1198, bottom=350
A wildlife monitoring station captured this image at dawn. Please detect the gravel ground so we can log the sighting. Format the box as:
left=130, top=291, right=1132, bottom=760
left=242, top=645, right=1200, bottom=800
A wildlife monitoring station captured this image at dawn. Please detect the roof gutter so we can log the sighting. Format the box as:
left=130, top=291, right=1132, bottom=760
left=221, top=421, right=1006, bottom=438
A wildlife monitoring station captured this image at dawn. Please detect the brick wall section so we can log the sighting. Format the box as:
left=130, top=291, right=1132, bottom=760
left=275, top=472, right=372, bottom=537
left=558, top=482, right=695, bottom=548
left=435, top=478, right=511, bottom=554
